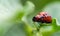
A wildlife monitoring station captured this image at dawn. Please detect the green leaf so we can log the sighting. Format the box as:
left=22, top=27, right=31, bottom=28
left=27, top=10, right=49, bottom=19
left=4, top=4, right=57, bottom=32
left=1, top=0, right=60, bottom=36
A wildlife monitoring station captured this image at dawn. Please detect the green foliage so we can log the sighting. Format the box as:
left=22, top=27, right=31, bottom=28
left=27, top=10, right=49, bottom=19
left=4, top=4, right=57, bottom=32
left=0, top=0, right=60, bottom=36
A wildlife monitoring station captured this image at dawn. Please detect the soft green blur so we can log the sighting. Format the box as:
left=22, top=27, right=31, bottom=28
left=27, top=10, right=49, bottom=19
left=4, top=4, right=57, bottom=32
left=0, top=0, right=60, bottom=36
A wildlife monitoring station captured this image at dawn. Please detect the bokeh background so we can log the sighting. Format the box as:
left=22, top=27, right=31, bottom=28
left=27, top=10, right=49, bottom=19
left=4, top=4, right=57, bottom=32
left=0, top=0, right=60, bottom=36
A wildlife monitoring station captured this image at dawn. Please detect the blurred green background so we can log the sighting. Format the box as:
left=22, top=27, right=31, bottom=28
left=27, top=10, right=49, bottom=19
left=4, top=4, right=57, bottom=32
left=0, top=0, right=60, bottom=36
